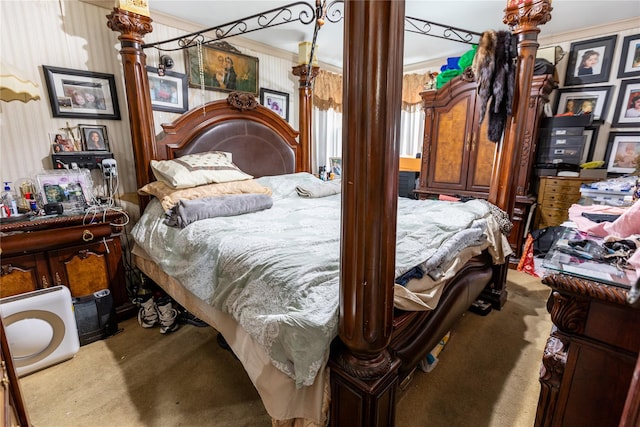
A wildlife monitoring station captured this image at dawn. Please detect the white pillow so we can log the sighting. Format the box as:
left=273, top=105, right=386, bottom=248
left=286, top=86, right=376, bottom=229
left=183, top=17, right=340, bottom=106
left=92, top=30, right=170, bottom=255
left=150, top=151, right=253, bottom=189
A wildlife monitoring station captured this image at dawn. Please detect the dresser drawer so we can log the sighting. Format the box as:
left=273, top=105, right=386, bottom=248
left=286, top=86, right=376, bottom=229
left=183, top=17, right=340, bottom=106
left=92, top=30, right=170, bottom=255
left=539, top=127, right=585, bottom=137
left=537, top=207, right=568, bottom=228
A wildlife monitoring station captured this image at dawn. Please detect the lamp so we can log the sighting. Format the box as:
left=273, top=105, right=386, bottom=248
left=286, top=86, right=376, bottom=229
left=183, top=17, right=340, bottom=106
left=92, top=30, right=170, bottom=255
left=537, top=46, right=566, bottom=65
left=0, top=62, right=40, bottom=103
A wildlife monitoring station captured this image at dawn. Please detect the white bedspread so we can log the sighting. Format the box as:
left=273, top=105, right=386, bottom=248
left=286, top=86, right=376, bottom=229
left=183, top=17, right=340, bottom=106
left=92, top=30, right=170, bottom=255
left=131, top=172, right=511, bottom=387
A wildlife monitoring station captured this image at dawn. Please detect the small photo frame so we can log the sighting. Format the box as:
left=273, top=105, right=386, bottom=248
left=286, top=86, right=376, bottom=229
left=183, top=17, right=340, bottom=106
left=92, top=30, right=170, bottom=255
left=50, top=132, right=79, bottom=152
left=617, top=34, right=640, bottom=79
left=79, top=124, right=109, bottom=151
left=612, top=78, right=640, bottom=128
left=554, top=86, right=613, bottom=122
left=563, top=35, right=617, bottom=86
left=581, top=125, right=599, bottom=164
left=329, top=157, right=342, bottom=177
left=42, top=65, right=121, bottom=120
left=36, top=169, right=93, bottom=213
left=604, top=132, right=640, bottom=174
left=147, top=66, right=189, bottom=114
left=259, top=88, right=290, bottom=121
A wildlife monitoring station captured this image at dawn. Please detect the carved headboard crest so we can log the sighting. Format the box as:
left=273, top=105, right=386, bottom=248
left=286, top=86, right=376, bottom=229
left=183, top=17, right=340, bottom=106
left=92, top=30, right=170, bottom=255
left=227, top=92, right=259, bottom=111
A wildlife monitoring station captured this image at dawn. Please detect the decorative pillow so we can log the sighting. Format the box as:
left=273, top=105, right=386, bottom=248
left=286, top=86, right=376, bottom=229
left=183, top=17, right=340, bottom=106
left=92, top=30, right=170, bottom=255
left=150, top=151, right=253, bottom=189
left=138, top=179, right=272, bottom=211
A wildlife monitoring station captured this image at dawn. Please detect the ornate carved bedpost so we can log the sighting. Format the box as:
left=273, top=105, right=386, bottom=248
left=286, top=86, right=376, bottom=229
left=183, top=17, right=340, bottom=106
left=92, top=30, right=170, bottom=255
left=329, top=1, right=404, bottom=425
left=489, top=0, right=552, bottom=222
left=292, top=65, right=319, bottom=173
left=107, top=7, right=157, bottom=210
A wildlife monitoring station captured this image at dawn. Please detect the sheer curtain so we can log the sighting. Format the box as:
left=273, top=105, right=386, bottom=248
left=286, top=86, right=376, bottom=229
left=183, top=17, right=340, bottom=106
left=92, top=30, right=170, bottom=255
left=311, top=70, right=431, bottom=171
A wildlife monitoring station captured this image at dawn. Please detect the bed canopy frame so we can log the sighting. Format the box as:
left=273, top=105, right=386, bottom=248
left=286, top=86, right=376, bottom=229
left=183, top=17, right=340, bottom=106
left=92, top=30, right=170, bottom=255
left=106, top=1, right=552, bottom=425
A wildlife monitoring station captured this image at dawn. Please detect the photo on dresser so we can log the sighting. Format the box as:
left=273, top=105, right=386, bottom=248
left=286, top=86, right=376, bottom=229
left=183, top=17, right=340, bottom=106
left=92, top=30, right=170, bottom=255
left=604, top=131, right=640, bottom=174
left=554, top=85, right=613, bottom=122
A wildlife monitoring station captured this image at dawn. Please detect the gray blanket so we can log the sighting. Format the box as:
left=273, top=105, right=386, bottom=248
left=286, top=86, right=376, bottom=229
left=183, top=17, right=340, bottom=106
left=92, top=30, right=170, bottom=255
left=164, top=194, right=273, bottom=228
left=296, top=179, right=341, bottom=198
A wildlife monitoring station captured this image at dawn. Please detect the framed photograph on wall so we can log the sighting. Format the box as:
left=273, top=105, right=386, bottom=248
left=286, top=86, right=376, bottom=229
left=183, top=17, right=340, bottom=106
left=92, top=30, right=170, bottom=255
left=612, top=78, right=640, bottom=127
left=79, top=124, right=109, bottom=151
left=42, top=65, right=121, bottom=120
left=617, top=34, right=640, bottom=79
left=563, top=35, right=617, bottom=86
left=554, top=86, right=613, bottom=122
left=581, top=125, right=600, bottom=164
left=604, top=132, right=640, bottom=174
left=259, top=88, right=289, bottom=121
left=146, top=66, right=188, bottom=113
left=185, top=41, right=259, bottom=95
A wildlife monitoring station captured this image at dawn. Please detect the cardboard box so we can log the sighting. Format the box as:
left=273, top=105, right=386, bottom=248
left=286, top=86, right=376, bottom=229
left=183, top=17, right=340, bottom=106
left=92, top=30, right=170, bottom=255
left=580, top=168, right=608, bottom=179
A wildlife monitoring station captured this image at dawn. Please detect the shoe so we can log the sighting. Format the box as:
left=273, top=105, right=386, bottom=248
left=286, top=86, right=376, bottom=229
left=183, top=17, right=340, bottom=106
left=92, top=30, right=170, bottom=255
left=156, top=296, right=180, bottom=334
left=137, top=295, right=158, bottom=328
left=178, top=310, right=209, bottom=327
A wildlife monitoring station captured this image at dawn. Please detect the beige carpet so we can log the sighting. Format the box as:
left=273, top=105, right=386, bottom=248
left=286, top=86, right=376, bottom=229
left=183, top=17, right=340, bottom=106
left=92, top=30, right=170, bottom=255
left=18, top=270, right=552, bottom=427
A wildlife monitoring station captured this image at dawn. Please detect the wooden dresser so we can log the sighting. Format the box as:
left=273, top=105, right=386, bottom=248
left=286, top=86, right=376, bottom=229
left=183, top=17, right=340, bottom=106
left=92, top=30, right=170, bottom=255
left=0, top=211, right=135, bottom=320
left=537, top=273, right=640, bottom=426
left=416, top=73, right=556, bottom=259
left=534, top=176, right=594, bottom=229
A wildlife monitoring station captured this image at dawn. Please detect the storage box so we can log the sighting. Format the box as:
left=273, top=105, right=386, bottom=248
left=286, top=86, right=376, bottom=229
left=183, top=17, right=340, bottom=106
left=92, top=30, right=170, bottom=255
left=540, top=114, right=593, bottom=128
left=579, top=188, right=632, bottom=206
left=580, top=168, right=608, bottom=179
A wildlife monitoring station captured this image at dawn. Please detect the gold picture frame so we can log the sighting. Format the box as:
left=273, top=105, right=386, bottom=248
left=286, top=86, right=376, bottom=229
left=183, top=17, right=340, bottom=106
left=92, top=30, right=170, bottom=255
left=185, top=41, right=259, bottom=95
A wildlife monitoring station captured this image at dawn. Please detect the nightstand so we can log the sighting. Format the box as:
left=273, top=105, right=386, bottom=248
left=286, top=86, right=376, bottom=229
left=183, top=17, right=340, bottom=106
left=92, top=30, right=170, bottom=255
left=0, top=211, right=135, bottom=320
left=534, top=176, right=594, bottom=229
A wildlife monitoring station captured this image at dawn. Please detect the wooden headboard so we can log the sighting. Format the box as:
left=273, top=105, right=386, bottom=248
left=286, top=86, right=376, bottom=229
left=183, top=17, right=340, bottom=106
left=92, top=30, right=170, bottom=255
left=155, top=93, right=303, bottom=178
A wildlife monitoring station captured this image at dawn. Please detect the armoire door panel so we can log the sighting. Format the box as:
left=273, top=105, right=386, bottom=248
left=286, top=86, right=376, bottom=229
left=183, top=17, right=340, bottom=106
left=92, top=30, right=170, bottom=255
left=428, top=99, right=472, bottom=191
left=467, top=118, right=497, bottom=192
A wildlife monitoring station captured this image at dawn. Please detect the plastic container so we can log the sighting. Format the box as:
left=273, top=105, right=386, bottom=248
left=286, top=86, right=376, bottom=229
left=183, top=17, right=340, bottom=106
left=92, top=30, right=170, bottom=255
left=2, top=182, right=18, bottom=215
left=579, top=187, right=631, bottom=206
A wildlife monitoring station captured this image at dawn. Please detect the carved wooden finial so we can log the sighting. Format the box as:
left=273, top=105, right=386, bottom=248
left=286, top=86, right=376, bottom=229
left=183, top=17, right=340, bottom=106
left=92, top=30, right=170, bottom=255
left=226, top=92, right=258, bottom=111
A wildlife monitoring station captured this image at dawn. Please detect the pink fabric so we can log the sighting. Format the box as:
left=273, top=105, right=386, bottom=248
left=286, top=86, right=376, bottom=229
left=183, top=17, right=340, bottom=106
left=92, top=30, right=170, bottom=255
left=569, top=203, right=640, bottom=276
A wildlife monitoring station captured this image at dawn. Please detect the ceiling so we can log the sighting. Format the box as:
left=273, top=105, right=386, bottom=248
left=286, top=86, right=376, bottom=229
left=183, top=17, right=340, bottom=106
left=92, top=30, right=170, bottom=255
left=148, top=1, right=640, bottom=69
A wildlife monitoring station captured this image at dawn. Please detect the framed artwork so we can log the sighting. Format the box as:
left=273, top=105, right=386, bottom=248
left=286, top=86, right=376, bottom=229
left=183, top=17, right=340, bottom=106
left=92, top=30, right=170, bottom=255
left=146, top=66, right=188, bottom=113
left=79, top=124, right=109, bottom=151
left=612, top=78, right=640, bottom=128
left=36, top=169, right=93, bottom=214
left=554, top=86, right=613, bottom=122
left=259, top=88, right=289, bottom=121
left=604, top=131, right=640, bottom=174
left=329, top=157, right=342, bottom=177
left=581, top=125, right=599, bottom=164
left=184, top=41, right=259, bottom=95
left=50, top=132, right=79, bottom=152
left=563, top=35, right=617, bottom=86
left=617, top=34, right=640, bottom=79
left=42, top=65, right=121, bottom=120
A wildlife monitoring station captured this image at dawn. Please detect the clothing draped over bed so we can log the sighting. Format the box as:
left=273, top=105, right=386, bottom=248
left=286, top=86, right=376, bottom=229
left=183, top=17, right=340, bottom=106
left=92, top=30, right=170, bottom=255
left=131, top=172, right=511, bottom=387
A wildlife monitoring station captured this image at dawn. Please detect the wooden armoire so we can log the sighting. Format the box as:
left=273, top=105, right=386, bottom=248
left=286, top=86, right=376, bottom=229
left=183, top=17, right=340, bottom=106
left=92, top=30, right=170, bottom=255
left=415, top=71, right=556, bottom=260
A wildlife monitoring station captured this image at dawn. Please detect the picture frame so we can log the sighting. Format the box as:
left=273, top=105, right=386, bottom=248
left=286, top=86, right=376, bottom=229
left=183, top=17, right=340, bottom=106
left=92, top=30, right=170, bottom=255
left=554, top=85, right=613, bottom=122
left=36, top=169, right=93, bottom=214
left=329, top=157, right=342, bottom=178
left=617, top=34, right=640, bottom=79
left=259, top=88, right=290, bottom=121
left=42, top=65, right=121, bottom=120
left=146, top=66, right=188, bottom=113
left=581, top=125, right=599, bottom=164
left=185, top=41, right=259, bottom=95
left=612, top=78, right=640, bottom=128
left=604, top=131, right=640, bottom=174
left=79, top=124, right=109, bottom=151
left=50, top=132, right=80, bottom=152
left=563, top=35, right=617, bottom=86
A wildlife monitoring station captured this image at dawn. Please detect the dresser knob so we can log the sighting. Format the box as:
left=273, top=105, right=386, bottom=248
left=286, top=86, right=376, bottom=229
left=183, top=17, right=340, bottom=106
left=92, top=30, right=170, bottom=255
left=82, top=229, right=94, bottom=242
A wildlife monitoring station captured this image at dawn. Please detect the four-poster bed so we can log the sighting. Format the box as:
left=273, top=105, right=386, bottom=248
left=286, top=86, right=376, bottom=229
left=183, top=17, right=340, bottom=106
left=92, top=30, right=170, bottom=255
left=106, top=0, right=552, bottom=425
